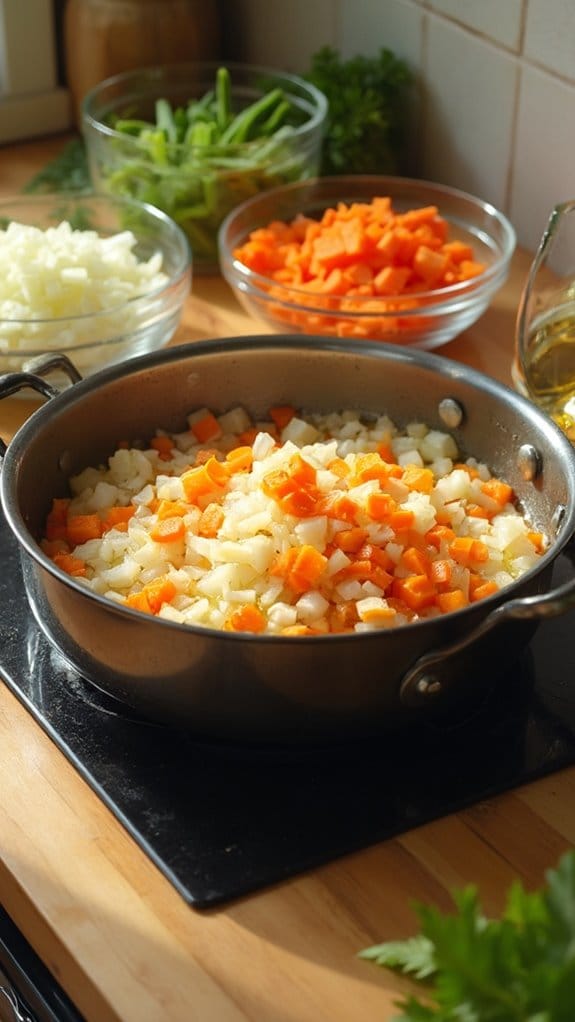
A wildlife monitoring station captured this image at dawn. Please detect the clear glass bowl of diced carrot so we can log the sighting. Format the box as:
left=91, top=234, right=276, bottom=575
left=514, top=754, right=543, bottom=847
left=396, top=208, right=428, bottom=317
left=218, top=175, right=516, bottom=350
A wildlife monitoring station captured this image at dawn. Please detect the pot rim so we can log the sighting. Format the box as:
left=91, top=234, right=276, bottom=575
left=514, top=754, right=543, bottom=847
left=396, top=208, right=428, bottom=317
left=2, top=334, right=575, bottom=642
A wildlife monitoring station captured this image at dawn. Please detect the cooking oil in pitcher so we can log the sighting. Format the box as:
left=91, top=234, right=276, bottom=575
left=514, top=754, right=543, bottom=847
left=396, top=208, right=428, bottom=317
left=520, top=301, right=575, bottom=440
left=513, top=199, right=575, bottom=442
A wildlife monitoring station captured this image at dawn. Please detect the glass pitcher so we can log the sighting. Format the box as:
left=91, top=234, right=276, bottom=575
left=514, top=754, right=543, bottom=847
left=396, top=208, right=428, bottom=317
left=512, top=199, right=575, bottom=441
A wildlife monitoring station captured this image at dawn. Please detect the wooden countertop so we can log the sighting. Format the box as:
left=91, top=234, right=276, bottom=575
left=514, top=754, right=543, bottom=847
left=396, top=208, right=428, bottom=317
left=1, top=136, right=574, bottom=1022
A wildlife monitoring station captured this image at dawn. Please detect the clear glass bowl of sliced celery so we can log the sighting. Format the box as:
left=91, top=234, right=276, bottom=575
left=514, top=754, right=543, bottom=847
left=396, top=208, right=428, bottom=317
left=81, top=62, right=328, bottom=274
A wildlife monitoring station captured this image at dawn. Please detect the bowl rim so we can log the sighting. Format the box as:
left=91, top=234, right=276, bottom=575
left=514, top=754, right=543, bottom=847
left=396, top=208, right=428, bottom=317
left=81, top=59, right=328, bottom=149
left=219, top=174, right=517, bottom=310
left=0, top=190, right=192, bottom=332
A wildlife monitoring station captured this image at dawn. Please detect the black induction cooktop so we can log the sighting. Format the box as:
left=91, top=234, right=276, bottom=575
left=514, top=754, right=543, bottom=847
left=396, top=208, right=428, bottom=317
left=1, top=517, right=575, bottom=909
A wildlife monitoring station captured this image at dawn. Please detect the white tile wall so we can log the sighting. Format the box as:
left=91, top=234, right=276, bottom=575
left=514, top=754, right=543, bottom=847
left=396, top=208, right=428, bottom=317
left=524, top=0, right=575, bottom=82
left=228, top=0, right=575, bottom=258
left=420, top=17, right=518, bottom=210
left=511, top=64, right=575, bottom=255
left=427, top=0, right=523, bottom=51
left=338, top=0, right=424, bottom=69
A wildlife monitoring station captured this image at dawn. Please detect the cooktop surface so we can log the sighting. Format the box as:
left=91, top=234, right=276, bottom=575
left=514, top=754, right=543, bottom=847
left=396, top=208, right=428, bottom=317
left=1, top=518, right=575, bottom=908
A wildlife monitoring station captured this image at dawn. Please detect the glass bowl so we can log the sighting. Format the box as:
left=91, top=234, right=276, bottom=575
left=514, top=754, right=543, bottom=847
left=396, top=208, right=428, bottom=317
left=81, top=61, right=328, bottom=273
left=0, top=192, right=191, bottom=379
left=218, top=175, right=516, bottom=350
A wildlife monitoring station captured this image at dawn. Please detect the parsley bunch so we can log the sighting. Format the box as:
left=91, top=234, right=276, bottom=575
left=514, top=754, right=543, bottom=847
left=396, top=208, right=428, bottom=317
left=23, top=138, right=91, bottom=195
left=305, top=46, right=413, bottom=176
left=360, top=849, right=575, bottom=1020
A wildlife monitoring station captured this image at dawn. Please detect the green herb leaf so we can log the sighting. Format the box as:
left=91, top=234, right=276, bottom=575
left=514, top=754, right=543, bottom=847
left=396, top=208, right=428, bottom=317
left=23, top=137, right=91, bottom=195
left=304, top=45, right=413, bottom=176
left=358, top=934, right=436, bottom=980
left=359, top=849, right=575, bottom=1021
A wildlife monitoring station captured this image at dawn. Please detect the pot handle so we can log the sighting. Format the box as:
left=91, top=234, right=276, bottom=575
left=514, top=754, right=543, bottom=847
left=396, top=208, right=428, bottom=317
left=400, top=541, right=575, bottom=707
left=0, top=354, right=83, bottom=458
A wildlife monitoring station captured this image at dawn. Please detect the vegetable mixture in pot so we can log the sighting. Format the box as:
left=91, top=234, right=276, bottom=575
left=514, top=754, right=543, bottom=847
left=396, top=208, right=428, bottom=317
left=40, top=405, right=547, bottom=636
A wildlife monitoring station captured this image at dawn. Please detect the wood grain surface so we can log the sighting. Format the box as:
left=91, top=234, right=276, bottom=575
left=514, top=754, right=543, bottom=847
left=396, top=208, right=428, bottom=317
left=1, top=135, right=574, bottom=1022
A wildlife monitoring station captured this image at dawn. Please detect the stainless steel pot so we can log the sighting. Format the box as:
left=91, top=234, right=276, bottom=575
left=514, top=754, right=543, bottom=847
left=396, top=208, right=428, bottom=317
left=2, top=336, right=575, bottom=744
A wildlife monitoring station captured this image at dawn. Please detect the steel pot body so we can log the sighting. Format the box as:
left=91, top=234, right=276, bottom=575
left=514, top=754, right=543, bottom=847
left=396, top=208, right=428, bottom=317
left=2, top=337, right=575, bottom=744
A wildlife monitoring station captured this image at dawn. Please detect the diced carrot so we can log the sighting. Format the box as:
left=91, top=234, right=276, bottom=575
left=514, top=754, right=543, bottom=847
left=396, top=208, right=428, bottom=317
left=150, top=435, right=175, bottom=460
left=317, top=491, right=358, bottom=523
left=396, top=205, right=440, bottom=230
left=349, top=451, right=389, bottom=485
left=101, top=506, right=136, bottom=532
left=125, top=591, right=152, bottom=614
left=470, top=579, right=499, bottom=602
left=402, top=465, right=434, bottom=493
left=453, top=461, right=480, bottom=479
left=401, top=546, right=432, bottom=577
left=198, top=503, right=224, bottom=538
left=373, top=265, right=411, bottom=296
left=437, top=589, right=468, bottom=613
left=333, top=527, right=369, bottom=553
left=44, top=498, right=71, bottom=540
left=237, top=427, right=259, bottom=446
left=287, top=544, right=328, bottom=593
left=365, top=491, right=397, bottom=521
left=190, top=411, right=221, bottom=444
left=41, top=538, right=70, bottom=557
left=388, top=509, right=415, bottom=532
left=327, top=601, right=359, bottom=633
left=327, top=456, right=350, bottom=478
left=269, top=547, right=299, bottom=580
left=262, top=467, right=294, bottom=500
left=44, top=496, right=71, bottom=538
left=225, top=445, right=254, bottom=473
left=289, top=453, right=317, bottom=487
left=125, top=577, right=177, bottom=615
left=376, top=442, right=397, bottom=464
left=336, top=557, right=373, bottom=580
left=144, top=576, right=177, bottom=613
left=527, top=531, right=546, bottom=553
left=181, top=462, right=226, bottom=503
left=279, top=488, right=319, bottom=518
left=467, top=503, right=491, bottom=519
left=228, top=604, right=266, bottom=634
left=413, top=245, right=449, bottom=287
left=155, top=499, right=189, bottom=520
left=67, top=513, right=103, bottom=546
left=269, top=402, right=296, bottom=431
left=468, top=572, right=485, bottom=595
left=369, top=565, right=395, bottom=591
left=358, top=543, right=393, bottom=570
left=150, top=516, right=186, bottom=543
left=442, top=240, right=474, bottom=264
left=430, top=558, right=452, bottom=586
left=459, top=259, right=486, bottom=280
left=343, top=262, right=373, bottom=287
left=391, top=574, right=437, bottom=611
left=204, top=455, right=230, bottom=487
left=52, top=551, right=87, bottom=577
left=358, top=601, right=397, bottom=624
left=481, top=477, right=514, bottom=507
left=449, top=536, right=490, bottom=566
left=425, top=524, right=456, bottom=549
